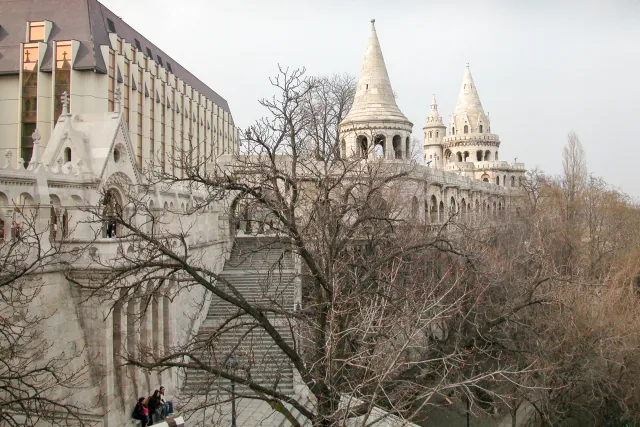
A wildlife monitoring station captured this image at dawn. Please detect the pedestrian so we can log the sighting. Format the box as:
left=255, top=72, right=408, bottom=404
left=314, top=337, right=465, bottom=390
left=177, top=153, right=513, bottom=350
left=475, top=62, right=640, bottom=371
left=132, top=397, right=150, bottom=427
left=159, top=385, right=174, bottom=415
left=147, top=389, right=163, bottom=423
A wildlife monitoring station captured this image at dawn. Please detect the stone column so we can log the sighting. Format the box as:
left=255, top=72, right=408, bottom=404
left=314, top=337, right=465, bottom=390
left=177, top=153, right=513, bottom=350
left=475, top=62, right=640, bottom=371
left=139, top=286, right=152, bottom=393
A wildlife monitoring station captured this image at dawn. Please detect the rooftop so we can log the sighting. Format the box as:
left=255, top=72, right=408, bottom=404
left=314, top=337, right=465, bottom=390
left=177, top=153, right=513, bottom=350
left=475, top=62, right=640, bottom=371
left=0, top=0, right=231, bottom=114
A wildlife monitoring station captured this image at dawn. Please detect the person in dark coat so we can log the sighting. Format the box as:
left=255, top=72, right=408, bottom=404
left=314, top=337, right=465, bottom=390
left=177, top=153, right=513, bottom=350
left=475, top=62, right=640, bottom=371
left=132, top=397, right=150, bottom=427
left=147, top=390, right=163, bottom=423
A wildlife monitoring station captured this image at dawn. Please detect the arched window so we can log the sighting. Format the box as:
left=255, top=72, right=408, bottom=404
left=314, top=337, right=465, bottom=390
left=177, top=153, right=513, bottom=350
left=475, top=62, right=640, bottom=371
left=451, top=127, right=455, bottom=135
left=64, top=147, right=72, bottom=162
left=436, top=131, right=439, bottom=138
left=463, top=125, right=469, bottom=134
left=484, top=150, right=491, bottom=161
left=439, top=201, right=444, bottom=223
left=103, top=189, right=122, bottom=238
left=374, top=135, right=386, bottom=159
left=392, top=135, right=402, bottom=159
left=496, top=176, right=500, bottom=186
left=495, top=151, right=499, bottom=161
left=456, top=152, right=463, bottom=162
left=511, top=176, right=516, bottom=187
left=358, top=136, right=368, bottom=159
left=428, top=131, right=433, bottom=138
left=479, top=124, right=483, bottom=133
left=476, top=150, right=483, bottom=161
left=503, top=175, right=507, bottom=186
left=463, top=151, right=469, bottom=162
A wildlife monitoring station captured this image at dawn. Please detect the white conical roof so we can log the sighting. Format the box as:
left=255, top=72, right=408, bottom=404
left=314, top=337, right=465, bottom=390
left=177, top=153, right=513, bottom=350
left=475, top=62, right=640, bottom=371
left=341, top=19, right=411, bottom=126
left=452, top=63, right=490, bottom=133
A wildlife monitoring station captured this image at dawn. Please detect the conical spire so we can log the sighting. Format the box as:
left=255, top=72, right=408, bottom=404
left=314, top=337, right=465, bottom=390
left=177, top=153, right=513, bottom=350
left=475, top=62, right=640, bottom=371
left=430, top=94, right=440, bottom=119
left=341, top=19, right=411, bottom=126
left=454, top=63, right=485, bottom=118
left=451, top=63, right=490, bottom=134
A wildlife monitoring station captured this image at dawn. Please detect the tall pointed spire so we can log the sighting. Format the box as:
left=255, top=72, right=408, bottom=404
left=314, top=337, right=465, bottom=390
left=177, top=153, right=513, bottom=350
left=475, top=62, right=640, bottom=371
left=429, top=94, right=440, bottom=120
left=341, top=19, right=411, bottom=125
left=451, top=63, right=490, bottom=134
left=455, top=63, right=485, bottom=117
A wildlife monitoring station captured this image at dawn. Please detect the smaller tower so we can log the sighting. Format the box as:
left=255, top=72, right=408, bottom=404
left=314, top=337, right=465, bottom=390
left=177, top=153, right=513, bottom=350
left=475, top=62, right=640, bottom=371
left=423, top=94, right=446, bottom=168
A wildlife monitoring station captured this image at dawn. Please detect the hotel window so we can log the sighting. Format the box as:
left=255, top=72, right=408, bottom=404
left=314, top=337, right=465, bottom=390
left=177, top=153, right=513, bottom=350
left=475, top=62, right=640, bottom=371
left=160, top=82, right=166, bottom=172
left=180, top=95, right=185, bottom=178
left=123, top=60, right=130, bottom=126
left=21, top=43, right=39, bottom=162
left=28, top=22, right=45, bottom=42
left=54, top=41, right=72, bottom=122
left=136, top=67, right=143, bottom=168
left=149, top=77, right=155, bottom=165
left=107, top=18, right=116, bottom=33
left=107, top=49, right=115, bottom=112
left=171, top=88, right=175, bottom=175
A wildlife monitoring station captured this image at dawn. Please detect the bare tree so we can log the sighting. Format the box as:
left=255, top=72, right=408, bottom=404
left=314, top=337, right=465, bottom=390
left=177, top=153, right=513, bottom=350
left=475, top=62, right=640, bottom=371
left=73, top=67, right=535, bottom=427
left=0, top=203, right=92, bottom=426
left=561, top=131, right=587, bottom=213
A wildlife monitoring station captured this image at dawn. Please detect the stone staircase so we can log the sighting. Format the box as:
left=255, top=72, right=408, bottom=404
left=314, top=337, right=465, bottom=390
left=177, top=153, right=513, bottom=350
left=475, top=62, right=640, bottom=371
left=182, top=236, right=297, bottom=398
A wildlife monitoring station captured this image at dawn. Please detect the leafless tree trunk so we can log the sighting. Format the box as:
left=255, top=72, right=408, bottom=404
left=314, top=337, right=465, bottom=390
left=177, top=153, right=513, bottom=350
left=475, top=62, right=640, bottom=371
left=0, top=202, right=92, bottom=426
left=73, top=67, right=539, bottom=426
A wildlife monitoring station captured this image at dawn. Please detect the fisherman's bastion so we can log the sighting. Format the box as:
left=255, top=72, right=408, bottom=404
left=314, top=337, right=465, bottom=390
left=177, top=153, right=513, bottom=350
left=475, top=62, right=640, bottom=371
left=0, top=1, right=525, bottom=425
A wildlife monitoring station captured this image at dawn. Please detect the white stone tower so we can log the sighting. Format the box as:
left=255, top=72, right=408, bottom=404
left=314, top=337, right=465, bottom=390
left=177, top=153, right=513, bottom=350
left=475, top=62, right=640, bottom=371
left=423, top=94, right=446, bottom=168
left=442, top=63, right=500, bottom=165
left=339, top=19, right=413, bottom=161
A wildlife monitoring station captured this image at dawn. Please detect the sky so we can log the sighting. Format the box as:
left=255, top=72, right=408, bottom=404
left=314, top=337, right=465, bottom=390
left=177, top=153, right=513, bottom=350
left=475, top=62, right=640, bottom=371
left=101, top=0, right=640, bottom=196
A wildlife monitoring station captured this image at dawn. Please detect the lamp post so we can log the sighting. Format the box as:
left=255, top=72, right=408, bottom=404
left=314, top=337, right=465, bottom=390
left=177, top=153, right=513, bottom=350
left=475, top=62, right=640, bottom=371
left=229, top=355, right=239, bottom=427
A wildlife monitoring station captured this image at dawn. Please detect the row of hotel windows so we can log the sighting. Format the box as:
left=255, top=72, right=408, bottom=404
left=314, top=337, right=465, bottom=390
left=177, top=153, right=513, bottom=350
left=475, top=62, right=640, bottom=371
left=107, top=39, right=237, bottom=174
left=20, top=22, right=237, bottom=170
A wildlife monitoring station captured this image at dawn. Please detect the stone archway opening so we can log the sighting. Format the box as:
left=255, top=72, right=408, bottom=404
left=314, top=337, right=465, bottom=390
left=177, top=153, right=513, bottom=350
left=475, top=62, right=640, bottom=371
left=374, top=135, right=386, bottom=159
left=392, top=135, right=402, bottom=159
left=357, top=136, right=368, bottom=159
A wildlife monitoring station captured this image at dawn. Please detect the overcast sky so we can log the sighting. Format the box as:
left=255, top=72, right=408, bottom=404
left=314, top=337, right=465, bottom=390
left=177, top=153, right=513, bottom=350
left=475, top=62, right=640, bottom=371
left=102, top=0, right=640, bottom=196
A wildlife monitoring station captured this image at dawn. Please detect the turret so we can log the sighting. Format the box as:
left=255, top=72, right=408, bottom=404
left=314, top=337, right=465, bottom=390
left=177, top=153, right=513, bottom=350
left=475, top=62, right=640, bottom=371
left=339, top=19, right=413, bottom=161
left=442, top=63, right=500, bottom=166
left=423, top=94, right=446, bottom=168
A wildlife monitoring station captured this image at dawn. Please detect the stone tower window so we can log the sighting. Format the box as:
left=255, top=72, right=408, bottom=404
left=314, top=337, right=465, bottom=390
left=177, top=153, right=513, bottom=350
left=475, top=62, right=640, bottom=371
left=464, top=125, right=468, bottom=134
left=64, top=147, right=72, bottom=162
left=479, top=124, right=483, bottom=133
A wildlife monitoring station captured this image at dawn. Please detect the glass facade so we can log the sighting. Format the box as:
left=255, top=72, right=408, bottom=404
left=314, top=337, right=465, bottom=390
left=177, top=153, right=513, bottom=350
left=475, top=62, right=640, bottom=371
left=149, top=76, right=155, bottom=165
left=54, top=41, right=71, bottom=121
left=108, top=49, right=115, bottom=112
left=123, top=60, right=130, bottom=127
left=160, top=81, right=165, bottom=172
left=136, top=67, right=143, bottom=169
left=21, top=43, right=39, bottom=162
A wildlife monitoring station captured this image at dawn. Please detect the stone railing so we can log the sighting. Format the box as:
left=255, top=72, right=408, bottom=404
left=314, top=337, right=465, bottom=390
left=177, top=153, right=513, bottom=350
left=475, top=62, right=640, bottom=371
left=442, top=133, right=500, bottom=144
